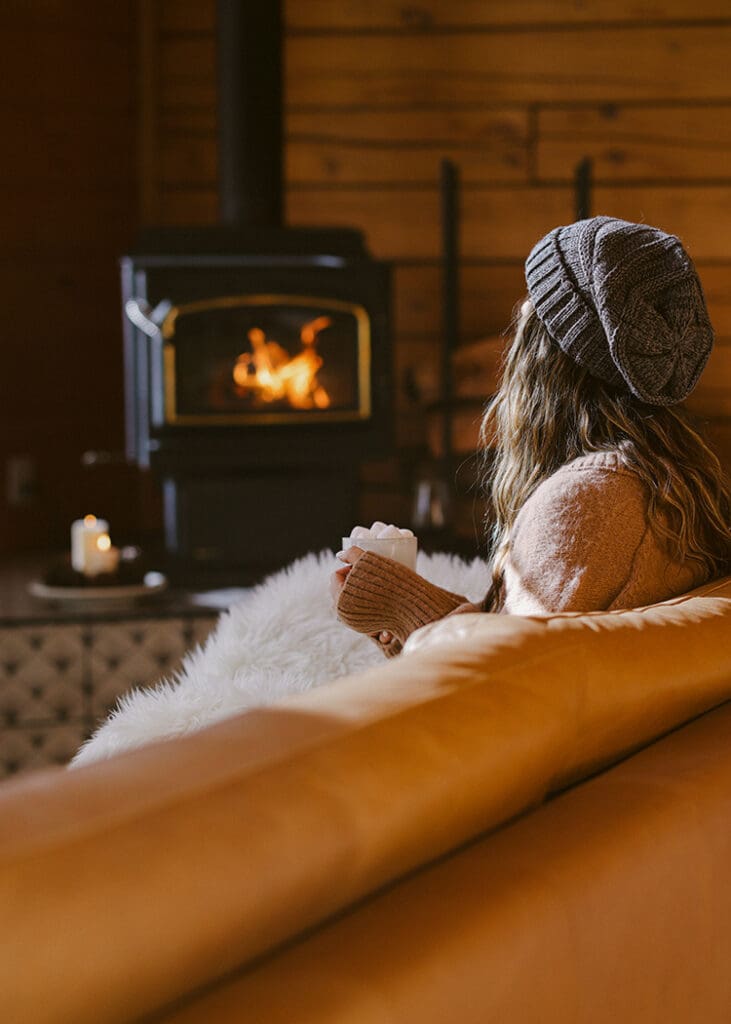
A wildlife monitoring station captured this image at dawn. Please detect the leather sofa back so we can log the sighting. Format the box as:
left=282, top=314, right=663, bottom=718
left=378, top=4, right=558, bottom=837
left=157, top=702, right=731, bottom=1023
left=1, top=577, right=730, bottom=1024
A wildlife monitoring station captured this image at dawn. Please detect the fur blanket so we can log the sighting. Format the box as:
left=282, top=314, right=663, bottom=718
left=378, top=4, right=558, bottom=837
left=71, top=549, right=489, bottom=768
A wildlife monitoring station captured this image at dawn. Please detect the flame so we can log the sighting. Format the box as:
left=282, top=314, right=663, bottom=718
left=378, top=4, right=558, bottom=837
left=84, top=514, right=97, bottom=526
left=96, top=534, right=111, bottom=551
left=233, top=317, right=332, bottom=410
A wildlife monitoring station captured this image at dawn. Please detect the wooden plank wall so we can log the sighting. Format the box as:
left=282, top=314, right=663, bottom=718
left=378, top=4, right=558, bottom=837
left=146, top=0, right=731, bottom=531
left=0, top=0, right=141, bottom=555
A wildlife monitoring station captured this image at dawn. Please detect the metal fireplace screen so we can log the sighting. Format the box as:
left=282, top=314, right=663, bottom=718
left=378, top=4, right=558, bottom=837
left=160, top=294, right=370, bottom=425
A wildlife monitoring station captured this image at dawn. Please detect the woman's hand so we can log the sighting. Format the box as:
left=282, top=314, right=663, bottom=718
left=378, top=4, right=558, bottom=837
left=330, top=547, right=393, bottom=646
left=330, top=545, right=364, bottom=601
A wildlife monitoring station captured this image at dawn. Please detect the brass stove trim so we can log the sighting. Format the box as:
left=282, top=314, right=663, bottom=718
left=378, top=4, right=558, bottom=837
left=161, top=294, right=371, bottom=425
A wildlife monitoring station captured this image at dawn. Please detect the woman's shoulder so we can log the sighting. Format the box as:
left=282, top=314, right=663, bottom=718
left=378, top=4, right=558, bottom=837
left=505, top=450, right=667, bottom=614
left=511, top=451, right=650, bottom=568
left=525, top=449, right=649, bottom=519
left=554, top=449, right=641, bottom=482
left=505, top=448, right=707, bottom=614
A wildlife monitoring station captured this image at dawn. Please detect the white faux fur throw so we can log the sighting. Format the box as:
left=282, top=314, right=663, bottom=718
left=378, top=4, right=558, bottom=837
left=71, top=549, right=489, bottom=768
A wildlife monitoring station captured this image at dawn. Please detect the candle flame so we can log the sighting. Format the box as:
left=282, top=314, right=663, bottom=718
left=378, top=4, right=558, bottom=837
left=84, top=515, right=97, bottom=526
left=97, top=534, right=111, bottom=551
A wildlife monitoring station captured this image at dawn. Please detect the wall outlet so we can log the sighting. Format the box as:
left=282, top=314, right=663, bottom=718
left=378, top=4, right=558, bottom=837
left=6, top=456, right=38, bottom=507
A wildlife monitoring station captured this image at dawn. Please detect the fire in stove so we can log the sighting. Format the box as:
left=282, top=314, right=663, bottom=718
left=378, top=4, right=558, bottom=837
left=232, top=316, right=333, bottom=410
left=141, top=294, right=373, bottom=425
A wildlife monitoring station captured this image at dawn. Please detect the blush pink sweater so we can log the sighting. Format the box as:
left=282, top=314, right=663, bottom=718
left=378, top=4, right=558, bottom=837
left=336, top=451, right=708, bottom=657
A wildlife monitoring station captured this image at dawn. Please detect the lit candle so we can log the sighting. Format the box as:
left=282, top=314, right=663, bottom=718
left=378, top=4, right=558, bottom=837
left=85, top=532, right=120, bottom=577
left=71, top=515, right=109, bottom=573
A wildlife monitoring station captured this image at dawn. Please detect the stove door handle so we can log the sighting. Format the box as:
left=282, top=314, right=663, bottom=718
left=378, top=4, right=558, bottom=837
left=124, top=298, right=173, bottom=338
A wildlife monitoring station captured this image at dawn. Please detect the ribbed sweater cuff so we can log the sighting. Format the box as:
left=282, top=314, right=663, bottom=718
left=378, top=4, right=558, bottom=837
left=336, top=552, right=467, bottom=655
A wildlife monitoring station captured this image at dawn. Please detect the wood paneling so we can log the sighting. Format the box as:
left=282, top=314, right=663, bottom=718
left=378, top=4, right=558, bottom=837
left=156, top=187, right=217, bottom=225
left=287, top=185, right=731, bottom=261
left=159, top=107, right=216, bottom=135
left=286, top=139, right=525, bottom=185
left=287, top=186, right=573, bottom=259
left=286, top=28, right=731, bottom=108
left=286, top=109, right=529, bottom=184
left=287, top=1, right=731, bottom=31
left=537, top=105, right=731, bottom=181
left=158, top=0, right=215, bottom=34
left=287, top=109, right=527, bottom=147
left=394, top=264, right=524, bottom=338
left=160, top=137, right=217, bottom=185
left=159, top=36, right=216, bottom=109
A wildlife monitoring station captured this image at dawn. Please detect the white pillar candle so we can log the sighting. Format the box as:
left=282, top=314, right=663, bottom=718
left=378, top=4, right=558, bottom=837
left=71, top=515, right=109, bottom=573
left=85, top=533, right=120, bottom=577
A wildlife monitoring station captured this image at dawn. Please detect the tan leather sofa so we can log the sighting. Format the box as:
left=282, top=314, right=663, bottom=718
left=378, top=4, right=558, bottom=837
left=2, top=575, right=731, bottom=1024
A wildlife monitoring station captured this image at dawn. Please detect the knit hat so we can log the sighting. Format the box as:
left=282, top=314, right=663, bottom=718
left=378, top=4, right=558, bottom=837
left=524, top=216, right=713, bottom=406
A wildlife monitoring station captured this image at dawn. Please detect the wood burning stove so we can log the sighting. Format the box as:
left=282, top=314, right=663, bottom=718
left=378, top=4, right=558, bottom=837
left=122, top=228, right=391, bottom=584
left=120, top=1, right=392, bottom=584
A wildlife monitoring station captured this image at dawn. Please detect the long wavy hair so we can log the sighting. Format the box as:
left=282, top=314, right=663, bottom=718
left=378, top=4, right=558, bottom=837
left=480, top=298, right=731, bottom=608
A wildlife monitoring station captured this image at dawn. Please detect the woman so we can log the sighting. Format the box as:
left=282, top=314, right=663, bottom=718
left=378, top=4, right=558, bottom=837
left=332, top=217, right=731, bottom=657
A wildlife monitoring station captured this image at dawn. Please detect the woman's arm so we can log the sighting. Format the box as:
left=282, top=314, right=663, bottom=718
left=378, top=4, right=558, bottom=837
left=332, top=548, right=469, bottom=657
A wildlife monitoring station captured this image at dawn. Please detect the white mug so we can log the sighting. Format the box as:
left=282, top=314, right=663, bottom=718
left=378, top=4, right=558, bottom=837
left=341, top=535, right=418, bottom=571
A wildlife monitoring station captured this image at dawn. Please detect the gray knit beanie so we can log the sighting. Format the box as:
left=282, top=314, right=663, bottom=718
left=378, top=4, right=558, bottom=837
left=524, top=216, right=713, bottom=406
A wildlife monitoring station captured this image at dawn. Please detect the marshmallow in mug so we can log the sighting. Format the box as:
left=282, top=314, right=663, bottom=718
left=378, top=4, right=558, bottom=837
left=349, top=521, right=414, bottom=541
left=342, top=521, right=417, bottom=570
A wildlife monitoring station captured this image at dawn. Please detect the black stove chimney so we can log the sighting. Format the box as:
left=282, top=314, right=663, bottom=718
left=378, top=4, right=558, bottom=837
left=217, top=0, right=283, bottom=227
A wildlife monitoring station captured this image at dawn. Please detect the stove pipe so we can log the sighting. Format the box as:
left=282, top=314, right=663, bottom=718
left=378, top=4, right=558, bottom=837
left=216, top=0, right=283, bottom=227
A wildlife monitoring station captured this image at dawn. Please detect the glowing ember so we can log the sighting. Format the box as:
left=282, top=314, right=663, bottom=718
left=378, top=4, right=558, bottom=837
left=232, top=316, right=333, bottom=409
